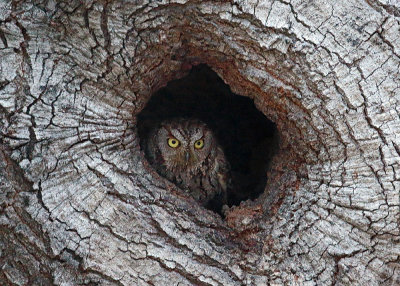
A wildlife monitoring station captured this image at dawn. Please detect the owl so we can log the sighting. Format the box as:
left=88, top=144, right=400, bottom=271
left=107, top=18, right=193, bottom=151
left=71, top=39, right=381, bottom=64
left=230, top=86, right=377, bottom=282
left=145, top=118, right=230, bottom=208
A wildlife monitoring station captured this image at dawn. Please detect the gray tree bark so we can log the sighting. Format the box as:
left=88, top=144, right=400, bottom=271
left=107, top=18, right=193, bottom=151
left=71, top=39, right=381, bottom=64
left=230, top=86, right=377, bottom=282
left=1, top=0, right=399, bottom=285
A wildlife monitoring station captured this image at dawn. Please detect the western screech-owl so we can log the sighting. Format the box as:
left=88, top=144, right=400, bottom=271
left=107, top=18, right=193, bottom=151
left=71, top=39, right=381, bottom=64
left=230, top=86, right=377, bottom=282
left=145, top=118, right=230, bottom=207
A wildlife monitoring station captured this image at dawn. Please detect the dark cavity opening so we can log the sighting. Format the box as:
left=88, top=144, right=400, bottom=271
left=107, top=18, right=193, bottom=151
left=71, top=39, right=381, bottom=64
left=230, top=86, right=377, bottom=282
left=138, top=65, right=278, bottom=214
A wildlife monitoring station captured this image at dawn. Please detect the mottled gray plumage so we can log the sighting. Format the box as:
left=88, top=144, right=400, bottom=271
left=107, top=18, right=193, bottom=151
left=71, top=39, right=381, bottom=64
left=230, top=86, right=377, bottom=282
left=145, top=118, right=230, bottom=207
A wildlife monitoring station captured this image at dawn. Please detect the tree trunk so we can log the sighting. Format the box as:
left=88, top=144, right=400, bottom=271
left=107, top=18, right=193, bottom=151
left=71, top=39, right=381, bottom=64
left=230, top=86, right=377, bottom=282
left=1, top=0, right=399, bottom=285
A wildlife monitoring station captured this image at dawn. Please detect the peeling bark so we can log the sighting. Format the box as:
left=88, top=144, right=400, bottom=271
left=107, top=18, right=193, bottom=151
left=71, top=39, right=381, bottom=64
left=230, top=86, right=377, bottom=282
left=1, top=0, right=399, bottom=285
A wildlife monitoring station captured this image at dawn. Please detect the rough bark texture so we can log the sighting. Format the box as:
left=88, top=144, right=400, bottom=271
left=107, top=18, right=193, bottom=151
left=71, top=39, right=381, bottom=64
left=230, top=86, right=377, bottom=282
left=1, top=0, right=399, bottom=285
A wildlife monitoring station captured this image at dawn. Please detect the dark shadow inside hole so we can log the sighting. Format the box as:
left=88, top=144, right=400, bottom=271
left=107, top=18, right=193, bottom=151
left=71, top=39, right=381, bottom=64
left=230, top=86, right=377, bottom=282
left=138, top=64, right=279, bottom=214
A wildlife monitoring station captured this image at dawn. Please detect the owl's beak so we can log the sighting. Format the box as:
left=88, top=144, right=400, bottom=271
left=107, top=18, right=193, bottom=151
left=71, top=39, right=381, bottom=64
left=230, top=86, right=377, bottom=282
left=184, top=151, right=190, bottom=162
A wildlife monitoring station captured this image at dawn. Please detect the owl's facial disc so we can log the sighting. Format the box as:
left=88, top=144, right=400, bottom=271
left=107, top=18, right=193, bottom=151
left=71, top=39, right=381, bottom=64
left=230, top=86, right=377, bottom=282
left=158, top=120, right=215, bottom=171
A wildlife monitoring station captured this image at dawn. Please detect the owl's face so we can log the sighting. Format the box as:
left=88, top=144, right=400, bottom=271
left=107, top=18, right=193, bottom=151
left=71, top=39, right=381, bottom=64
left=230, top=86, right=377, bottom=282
left=156, top=119, right=216, bottom=171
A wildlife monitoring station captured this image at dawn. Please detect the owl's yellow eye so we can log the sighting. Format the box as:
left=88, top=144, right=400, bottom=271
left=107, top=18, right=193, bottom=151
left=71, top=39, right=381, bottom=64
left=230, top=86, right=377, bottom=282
left=167, top=138, right=180, bottom=148
left=194, top=139, right=204, bottom=149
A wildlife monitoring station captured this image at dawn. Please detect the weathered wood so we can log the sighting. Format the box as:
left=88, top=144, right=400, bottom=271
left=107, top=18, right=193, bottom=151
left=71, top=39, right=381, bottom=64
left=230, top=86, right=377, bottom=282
left=1, top=0, right=399, bottom=285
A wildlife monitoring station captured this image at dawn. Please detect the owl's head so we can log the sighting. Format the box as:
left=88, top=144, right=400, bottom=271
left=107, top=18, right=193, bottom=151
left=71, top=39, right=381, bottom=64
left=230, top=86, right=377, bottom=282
left=156, top=118, right=216, bottom=171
